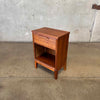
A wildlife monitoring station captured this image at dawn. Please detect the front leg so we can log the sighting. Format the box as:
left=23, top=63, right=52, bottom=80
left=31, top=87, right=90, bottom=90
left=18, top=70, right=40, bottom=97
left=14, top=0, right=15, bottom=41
left=35, top=61, right=38, bottom=69
left=54, top=70, right=58, bottom=79
left=63, top=63, right=66, bottom=71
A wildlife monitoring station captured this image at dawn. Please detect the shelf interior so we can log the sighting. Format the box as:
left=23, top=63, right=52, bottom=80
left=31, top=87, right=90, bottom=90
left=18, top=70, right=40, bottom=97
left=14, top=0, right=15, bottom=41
left=36, top=52, right=55, bottom=68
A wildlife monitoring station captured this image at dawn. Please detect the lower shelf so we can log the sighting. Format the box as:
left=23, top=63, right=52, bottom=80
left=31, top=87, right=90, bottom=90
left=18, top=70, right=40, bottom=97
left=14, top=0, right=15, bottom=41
left=35, top=53, right=55, bottom=71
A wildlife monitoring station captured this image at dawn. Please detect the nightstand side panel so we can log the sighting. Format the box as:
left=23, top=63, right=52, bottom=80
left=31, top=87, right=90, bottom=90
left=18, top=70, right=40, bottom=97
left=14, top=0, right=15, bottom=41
left=55, top=34, right=69, bottom=70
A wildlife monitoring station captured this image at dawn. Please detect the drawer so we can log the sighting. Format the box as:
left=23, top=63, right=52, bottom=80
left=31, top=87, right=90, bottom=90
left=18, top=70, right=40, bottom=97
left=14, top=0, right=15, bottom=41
left=34, top=33, right=56, bottom=50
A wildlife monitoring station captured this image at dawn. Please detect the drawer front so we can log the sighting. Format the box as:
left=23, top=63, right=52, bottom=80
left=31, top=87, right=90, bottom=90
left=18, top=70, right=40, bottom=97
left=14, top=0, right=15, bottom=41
left=48, top=38, right=56, bottom=50
left=34, top=33, right=56, bottom=50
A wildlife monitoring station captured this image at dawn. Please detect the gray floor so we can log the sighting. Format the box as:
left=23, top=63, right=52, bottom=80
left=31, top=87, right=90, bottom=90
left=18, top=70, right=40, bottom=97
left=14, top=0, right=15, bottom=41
left=0, top=42, right=100, bottom=100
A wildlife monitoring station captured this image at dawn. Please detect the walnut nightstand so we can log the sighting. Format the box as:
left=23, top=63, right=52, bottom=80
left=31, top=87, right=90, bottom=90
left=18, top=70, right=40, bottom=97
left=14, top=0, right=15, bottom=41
left=32, top=27, right=70, bottom=79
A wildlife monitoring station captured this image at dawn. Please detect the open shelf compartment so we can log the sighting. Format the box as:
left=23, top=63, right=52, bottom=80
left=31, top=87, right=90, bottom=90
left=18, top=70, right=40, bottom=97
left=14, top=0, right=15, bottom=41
left=35, top=44, right=56, bottom=71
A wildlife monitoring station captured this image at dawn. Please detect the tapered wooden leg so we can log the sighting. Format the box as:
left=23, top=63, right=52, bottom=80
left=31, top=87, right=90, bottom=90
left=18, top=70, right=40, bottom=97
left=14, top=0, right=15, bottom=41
left=35, top=61, right=38, bottom=69
left=54, top=70, right=58, bottom=79
left=64, top=63, right=66, bottom=71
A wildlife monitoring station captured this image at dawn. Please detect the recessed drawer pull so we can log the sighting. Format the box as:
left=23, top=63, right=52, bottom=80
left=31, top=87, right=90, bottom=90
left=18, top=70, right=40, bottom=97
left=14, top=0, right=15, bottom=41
left=38, top=34, right=49, bottom=39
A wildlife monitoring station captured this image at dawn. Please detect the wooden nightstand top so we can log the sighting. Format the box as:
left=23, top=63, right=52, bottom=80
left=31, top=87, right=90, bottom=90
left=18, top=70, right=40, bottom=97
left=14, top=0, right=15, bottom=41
left=32, top=27, right=70, bottom=39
